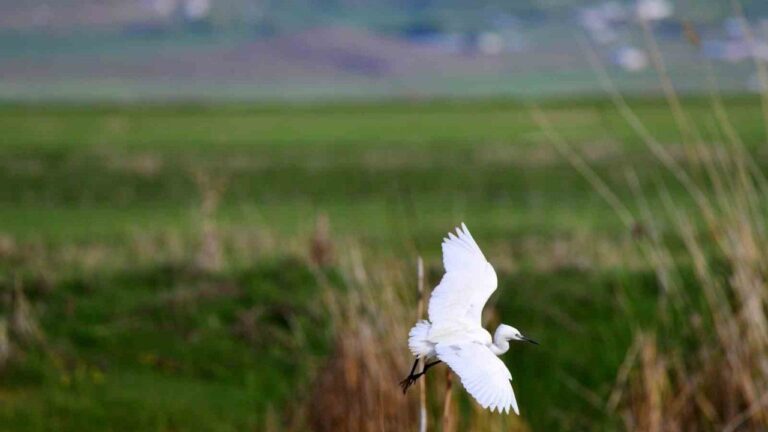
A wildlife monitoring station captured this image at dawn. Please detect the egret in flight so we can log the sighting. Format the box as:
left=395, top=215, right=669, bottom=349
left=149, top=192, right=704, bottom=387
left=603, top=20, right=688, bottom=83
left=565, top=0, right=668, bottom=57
left=401, top=223, right=537, bottom=415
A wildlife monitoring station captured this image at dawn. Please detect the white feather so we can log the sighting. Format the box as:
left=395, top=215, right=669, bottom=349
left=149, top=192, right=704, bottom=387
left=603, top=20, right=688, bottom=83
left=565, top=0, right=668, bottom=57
left=428, top=223, right=498, bottom=326
left=435, top=342, right=519, bottom=415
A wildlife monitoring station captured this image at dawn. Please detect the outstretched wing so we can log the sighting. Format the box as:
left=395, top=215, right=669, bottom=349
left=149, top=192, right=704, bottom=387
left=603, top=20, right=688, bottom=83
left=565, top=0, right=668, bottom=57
left=436, top=342, right=518, bottom=414
left=428, top=223, right=498, bottom=325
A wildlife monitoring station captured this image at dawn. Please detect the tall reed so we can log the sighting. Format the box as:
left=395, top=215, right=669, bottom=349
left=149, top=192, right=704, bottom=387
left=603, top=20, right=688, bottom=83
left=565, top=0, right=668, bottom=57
left=307, top=246, right=418, bottom=431
left=534, top=12, right=768, bottom=430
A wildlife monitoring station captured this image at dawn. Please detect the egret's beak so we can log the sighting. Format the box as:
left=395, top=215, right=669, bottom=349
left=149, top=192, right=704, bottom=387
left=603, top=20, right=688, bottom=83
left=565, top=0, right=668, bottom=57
left=522, top=336, right=539, bottom=345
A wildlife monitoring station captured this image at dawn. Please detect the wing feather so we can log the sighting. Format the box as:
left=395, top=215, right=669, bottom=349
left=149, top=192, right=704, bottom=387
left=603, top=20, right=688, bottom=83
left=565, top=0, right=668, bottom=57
left=436, top=342, right=519, bottom=415
left=428, top=223, right=498, bottom=325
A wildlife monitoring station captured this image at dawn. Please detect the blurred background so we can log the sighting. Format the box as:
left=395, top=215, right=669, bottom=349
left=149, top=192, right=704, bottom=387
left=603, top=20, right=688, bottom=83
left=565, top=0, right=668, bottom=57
left=3, top=0, right=768, bottom=100
left=2, top=1, right=768, bottom=431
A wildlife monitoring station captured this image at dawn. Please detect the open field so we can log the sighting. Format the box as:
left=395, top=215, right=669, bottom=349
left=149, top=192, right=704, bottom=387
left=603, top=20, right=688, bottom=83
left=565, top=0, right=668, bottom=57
left=0, top=98, right=767, bottom=430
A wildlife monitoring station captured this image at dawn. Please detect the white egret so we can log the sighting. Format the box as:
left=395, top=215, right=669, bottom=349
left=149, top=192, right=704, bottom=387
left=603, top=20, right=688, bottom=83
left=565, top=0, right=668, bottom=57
left=401, top=223, right=537, bottom=415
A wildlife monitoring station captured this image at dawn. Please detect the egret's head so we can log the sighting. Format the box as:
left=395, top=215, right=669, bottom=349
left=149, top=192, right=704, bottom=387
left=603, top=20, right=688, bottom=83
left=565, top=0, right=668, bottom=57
left=499, top=324, right=539, bottom=345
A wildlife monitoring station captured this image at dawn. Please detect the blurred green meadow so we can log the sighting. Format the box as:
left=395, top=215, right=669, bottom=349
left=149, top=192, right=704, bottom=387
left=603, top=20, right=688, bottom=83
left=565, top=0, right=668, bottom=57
left=0, top=97, right=765, bottom=430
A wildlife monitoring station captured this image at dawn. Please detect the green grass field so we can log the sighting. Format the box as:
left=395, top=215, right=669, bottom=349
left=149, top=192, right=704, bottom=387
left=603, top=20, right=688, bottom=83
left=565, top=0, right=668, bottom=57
left=0, top=98, right=765, bottom=430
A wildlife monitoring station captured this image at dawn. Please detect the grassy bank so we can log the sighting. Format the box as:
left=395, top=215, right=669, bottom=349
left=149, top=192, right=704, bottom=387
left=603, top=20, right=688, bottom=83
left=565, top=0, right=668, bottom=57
left=0, top=97, right=766, bottom=430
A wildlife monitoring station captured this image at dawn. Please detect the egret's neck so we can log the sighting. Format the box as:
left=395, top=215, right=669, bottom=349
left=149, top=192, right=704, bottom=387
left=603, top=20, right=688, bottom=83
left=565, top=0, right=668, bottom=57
left=491, top=326, right=510, bottom=356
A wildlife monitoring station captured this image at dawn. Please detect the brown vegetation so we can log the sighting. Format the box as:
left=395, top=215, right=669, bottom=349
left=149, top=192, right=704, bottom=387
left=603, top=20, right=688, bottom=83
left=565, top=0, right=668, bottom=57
left=308, top=248, right=417, bottom=431
left=534, top=13, right=768, bottom=431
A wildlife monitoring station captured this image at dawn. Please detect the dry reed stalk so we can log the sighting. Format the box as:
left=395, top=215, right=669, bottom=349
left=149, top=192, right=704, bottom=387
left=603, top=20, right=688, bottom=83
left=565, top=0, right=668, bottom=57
left=640, top=17, right=700, bottom=151
left=192, top=171, right=227, bottom=272
left=262, top=405, right=280, bottom=432
left=730, top=0, right=768, bottom=143
left=10, top=279, right=42, bottom=346
left=442, top=368, right=455, bottom=432
left=310, top=213, right=335, bottom=268
left=417, top=256, right=428, bottom=432
left=0, top=318, right=10, bottom=371
left=0, top=234, right=16, bottom=260
left=606, top=335, right=642, bottom=413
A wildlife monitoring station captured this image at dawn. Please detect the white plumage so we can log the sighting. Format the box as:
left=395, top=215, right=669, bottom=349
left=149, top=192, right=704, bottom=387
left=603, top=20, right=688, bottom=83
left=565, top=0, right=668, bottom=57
left=429, top=224, right=497, bottom=326
left=436, top=342, right=517, bottom=415
left=405, top=223, right=536, bottom=415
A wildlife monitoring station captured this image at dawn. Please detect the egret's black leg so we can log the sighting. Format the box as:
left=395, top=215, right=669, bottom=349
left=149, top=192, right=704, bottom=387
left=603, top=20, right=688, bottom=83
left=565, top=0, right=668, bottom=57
left=417, top=360, right=442, bottom=377
left=407, top=359, right=418, bottom=377
left=400, top=360, right=442, bottom=394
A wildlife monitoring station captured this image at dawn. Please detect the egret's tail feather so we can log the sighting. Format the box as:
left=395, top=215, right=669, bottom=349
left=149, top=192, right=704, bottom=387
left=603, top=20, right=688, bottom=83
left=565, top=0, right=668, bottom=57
left=408, top=320, right=433, bottom=358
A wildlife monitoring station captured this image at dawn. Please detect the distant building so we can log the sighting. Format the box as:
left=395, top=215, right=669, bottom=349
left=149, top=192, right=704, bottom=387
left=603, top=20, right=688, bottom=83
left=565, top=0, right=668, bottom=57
left=149, top=0, right=177, bottom=18
left=578, top=2, right=628, bottom=45
left=636, top=0, right=673, bottom=22
left=614, top=46, right=649, bottom=71
left=478, top=32, right=504, bottom=55
left=183, top=0, right=211, bottom=22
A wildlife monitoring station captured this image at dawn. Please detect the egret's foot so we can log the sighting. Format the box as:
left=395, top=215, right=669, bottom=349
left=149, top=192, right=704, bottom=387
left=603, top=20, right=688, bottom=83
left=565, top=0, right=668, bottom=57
left=400, top=375, right=417, bottom=393
left=399, top=360, right=441, bottom=394
left=400, top=359, right=419, bottom=394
